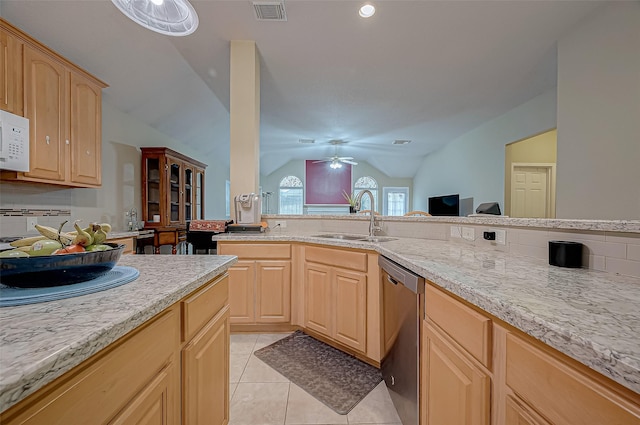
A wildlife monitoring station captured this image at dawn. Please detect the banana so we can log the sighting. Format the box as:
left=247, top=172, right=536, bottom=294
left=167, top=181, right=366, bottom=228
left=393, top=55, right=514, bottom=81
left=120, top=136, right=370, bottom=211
left=9, top=235, right=47, bottom=247
left=34, top=224, right=74, bottom=245
left=93, top=229, right=107, bottom=244
left=72, top=222, right=93, bottom=247
left=16, top=245, right=33, bottom=253
left=99, top=223, right=112, bottom=234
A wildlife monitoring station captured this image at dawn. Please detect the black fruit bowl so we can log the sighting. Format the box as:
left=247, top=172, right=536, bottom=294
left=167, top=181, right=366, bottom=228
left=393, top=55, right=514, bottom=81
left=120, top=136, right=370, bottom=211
left=0, top=243, right=125, bottom=288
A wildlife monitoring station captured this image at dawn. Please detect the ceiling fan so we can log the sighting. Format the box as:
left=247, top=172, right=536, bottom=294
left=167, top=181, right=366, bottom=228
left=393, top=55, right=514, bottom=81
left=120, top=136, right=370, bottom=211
left=312, top=140, right=358, bottom=168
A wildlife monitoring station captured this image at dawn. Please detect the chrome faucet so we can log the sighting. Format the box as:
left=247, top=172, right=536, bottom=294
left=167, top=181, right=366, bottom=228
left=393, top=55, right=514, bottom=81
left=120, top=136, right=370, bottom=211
left=354, top=190, right=381, bottom=238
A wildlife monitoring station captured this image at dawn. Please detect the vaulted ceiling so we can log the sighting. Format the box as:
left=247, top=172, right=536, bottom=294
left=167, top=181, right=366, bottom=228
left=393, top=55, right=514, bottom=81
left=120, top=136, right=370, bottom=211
left=1, top=0, right=604, bottom=178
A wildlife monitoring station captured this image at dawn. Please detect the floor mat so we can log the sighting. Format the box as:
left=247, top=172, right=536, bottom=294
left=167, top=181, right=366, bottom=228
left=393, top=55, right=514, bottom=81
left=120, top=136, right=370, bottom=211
left=253, top=330, right=382, bottom=415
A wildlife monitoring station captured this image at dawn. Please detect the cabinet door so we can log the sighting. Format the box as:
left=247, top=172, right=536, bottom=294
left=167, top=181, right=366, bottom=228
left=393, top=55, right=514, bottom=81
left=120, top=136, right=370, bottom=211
left=228, top=260, right=255, bottom=323
left=182, top=306, right=230, bottom=425
left=304, top=262, right=332, bottom=337
left=167, top=158, right=183, bottom=225
left=0, top=29, right=23, bottom=114
left=505, top=396, right=551, bottom=425
left=143, top=154, right=163, bottom=225
left=256, top=260, right=291, bottom=323
left=195, top=169, right=205, bottom=220
left=184, top=165, right=195, bottom=222
left=109, top=363, right=178, bottom=425
left=69, top=70, right=101, bottom=186
left=422, top=322, right=490, bottom=425
left=333, top=268, right=367, bottom=352
left=23, top=45, right=66, bottom=182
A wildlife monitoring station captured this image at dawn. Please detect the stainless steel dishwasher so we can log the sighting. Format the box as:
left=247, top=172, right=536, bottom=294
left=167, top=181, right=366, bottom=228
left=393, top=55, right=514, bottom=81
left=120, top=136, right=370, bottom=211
left=379, top=255, right=424, bottom=425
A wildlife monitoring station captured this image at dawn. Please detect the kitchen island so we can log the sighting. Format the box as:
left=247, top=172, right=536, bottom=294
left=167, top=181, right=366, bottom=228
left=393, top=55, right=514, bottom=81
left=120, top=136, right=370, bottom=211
left=0, top=254, right=237, bottom=419
left=213, top=231, right=640, bottom=397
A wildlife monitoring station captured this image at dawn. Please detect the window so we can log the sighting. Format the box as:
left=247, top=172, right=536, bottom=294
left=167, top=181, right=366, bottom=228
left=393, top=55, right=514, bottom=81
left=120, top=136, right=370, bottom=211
left=354, top=176, right=378, bottom=212
left=383, top=187, right=409, bottom=216
left=279, top=175, right=303, bottom=214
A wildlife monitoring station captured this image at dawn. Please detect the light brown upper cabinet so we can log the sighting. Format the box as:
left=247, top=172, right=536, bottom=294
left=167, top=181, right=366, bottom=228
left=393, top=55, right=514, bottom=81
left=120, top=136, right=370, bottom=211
left=0, top=27, right=23, bottom=115
left=0, top=18, right=107, bottom=188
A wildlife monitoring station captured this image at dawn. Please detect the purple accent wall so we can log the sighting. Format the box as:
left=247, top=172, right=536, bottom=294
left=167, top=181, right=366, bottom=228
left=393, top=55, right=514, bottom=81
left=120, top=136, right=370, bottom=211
left=305, top=160, right=352, bottom=204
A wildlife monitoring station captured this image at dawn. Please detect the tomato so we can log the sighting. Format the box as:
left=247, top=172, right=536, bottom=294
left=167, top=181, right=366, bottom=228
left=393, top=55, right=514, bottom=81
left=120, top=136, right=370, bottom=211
left=53, top=244, right=86, bottom=255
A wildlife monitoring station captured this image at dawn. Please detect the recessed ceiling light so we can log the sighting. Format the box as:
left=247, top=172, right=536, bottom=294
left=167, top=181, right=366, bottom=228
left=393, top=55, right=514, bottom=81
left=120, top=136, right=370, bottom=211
left=393, top=139, right=412, bottom=145
left=298, top=138, right=315, bottom=144
left=359, top=3, right=375, bottom=18
left=111, top=0, right=199, bottom=36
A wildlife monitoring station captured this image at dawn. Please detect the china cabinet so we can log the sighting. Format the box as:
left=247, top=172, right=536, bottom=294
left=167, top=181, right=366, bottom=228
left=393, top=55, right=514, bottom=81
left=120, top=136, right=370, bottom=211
left=141, top=147, right=206, bottom=254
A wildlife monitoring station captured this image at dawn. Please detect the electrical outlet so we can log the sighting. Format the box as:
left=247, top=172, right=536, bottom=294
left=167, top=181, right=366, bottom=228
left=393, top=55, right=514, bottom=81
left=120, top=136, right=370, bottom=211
left=26, top=217, right=38, bottom=233
left=462, top=227, right=475, bottom=241
left=450, top=226, right=461, bottom=238
left=275, top=220, right=287, bottom=228
left=495, top=229, right=506, bottom=245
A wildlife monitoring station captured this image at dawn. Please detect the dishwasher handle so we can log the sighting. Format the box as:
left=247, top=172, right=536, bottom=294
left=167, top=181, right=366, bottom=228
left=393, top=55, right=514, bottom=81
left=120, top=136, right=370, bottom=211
left=379, top=256, right=424, bottom=294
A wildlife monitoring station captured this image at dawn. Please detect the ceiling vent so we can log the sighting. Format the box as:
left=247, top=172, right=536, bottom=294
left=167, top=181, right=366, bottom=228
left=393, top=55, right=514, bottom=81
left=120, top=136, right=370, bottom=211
left=253, top=1, right=287, bottom=21
left=298, top=139, right=315, bottom=144
left=393, top=139, right=412, bottom=145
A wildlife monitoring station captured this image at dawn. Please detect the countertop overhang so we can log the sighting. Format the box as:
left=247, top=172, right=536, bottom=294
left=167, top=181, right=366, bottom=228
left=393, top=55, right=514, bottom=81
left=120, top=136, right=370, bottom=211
left=214, top=231, right=640, bottom=395
left=0, top=255, right=237, bottom=412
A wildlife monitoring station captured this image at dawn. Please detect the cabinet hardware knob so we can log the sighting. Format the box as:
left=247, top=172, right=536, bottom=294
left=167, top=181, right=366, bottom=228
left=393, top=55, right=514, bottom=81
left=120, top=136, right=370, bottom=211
left=66, top=140, right=70, bottom=145
left=86, top=150, right=90, bottom=155
left=46, top=136, right=50, bottom=145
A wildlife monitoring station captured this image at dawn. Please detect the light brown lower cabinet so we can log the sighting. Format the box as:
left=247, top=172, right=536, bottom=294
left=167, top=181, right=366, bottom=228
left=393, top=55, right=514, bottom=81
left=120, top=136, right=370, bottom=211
left=304, top=259, right=367, bottom=353
left=504, top=396, right=551, bottom=425
left=421, top=282, right=640, bottom=425
left=218, top=243, right=291, bottom=326
left=0, top=273, right=229, bottom=425
left=421, top=321, right=490, bottom=425
left=108, top=237, right=135, bottom=255
left=182, top=305, right=230, bottom=425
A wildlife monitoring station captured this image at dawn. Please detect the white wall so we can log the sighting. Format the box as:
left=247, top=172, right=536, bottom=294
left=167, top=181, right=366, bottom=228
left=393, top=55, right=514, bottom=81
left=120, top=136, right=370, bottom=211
left=260, top=160, right=413, bottom=214
left=556, top=2, right=640, bottom=220
left=0, top=100, right=229, bottom=236
left=413, top=90, right=557, bottom=213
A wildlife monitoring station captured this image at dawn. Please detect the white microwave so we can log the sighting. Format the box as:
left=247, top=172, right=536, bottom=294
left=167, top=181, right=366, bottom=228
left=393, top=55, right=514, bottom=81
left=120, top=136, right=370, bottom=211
left=0, top=110, right=29, bottom=172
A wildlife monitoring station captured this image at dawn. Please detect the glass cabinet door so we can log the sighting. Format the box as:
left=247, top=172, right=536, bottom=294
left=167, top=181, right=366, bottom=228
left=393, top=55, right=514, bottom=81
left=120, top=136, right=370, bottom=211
left=145, top=157, right=161, bottom=224
left=169, top=160, right=182, bottom=224
left=195, top=170, right=204, bottom=220
left=184, top=167, right=194, bottom=222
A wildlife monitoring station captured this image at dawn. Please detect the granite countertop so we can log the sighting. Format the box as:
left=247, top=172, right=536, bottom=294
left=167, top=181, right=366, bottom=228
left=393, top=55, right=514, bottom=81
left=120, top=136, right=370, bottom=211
left=214, top=231, right=640, bottom=394
left=0, top=255, right=237, bottom=412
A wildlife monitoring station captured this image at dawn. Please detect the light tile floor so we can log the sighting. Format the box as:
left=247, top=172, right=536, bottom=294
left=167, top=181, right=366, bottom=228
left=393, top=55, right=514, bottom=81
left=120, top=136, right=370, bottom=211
left=230, top=333, right=403, bottom=425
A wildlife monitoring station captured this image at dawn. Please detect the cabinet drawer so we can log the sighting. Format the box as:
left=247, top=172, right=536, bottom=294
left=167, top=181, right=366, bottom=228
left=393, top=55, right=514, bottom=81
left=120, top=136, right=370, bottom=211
left=108, top=237, right=135, bottom=254
left=425, top=284, right=491, bottom=368
left=219, top=243, right=291, bottom=259
left=182, top=274, right=229, bottom=342
left=305, top=245, right=367, bottom=272
left=506, top=333, right=640, bottom=425
left=2, top=307, right=180, bottom=425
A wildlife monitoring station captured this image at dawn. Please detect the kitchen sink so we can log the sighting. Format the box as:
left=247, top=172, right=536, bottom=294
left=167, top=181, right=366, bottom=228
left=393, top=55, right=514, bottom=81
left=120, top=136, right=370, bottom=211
left=313, top=234, right=367, bottom=240
left=358, top=236, right=398, bottom=243
left=312, top=234, right=397, bottom=243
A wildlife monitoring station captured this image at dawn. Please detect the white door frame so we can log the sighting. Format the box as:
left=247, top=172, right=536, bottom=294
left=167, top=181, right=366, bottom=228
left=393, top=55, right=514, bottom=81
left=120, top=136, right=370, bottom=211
left=382, top=187, right=410, bottom=216
left=511, top=163, right=556, bottom=218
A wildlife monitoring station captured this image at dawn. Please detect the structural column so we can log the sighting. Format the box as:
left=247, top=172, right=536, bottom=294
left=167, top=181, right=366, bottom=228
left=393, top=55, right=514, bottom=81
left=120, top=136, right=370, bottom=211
left=229, top=40, right=260, bottom=219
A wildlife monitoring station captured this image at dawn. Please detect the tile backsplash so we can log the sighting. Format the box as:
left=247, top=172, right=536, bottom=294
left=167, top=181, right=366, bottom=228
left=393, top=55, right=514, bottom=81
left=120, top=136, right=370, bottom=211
left=265, top=217, right=640, bottom=280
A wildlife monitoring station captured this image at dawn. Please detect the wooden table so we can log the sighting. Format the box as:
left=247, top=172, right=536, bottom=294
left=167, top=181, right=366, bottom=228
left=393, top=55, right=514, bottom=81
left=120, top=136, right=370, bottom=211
left=144, top=226, right=187, bottom=254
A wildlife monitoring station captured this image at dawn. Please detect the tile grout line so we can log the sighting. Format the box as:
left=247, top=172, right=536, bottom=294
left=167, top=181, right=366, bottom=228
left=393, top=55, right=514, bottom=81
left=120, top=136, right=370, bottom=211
left=283, top=381, right=292, bottom=425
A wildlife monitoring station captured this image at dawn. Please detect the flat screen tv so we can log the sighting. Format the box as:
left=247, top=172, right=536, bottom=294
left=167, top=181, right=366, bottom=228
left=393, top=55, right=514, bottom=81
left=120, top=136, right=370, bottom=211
left=428, top=194, right=460, bottom=216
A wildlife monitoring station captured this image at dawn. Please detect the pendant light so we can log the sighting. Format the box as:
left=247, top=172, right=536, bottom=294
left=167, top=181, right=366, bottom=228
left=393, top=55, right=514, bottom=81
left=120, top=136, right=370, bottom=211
left=111, top=0, right=199, bottom=36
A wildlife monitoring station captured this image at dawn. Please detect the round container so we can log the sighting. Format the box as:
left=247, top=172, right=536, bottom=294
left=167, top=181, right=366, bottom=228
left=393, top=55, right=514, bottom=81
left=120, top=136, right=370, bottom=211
left=0, top=243, right=125, bottom=288
left=549, top=240, right=583, bottom=268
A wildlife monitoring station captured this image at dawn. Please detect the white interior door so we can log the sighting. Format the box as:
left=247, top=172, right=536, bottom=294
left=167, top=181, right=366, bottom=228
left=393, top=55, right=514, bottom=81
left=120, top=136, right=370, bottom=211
left=511, top=166, right=552, bottom=218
